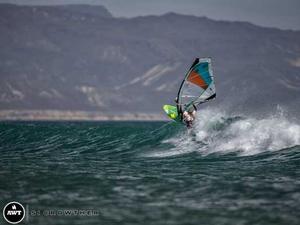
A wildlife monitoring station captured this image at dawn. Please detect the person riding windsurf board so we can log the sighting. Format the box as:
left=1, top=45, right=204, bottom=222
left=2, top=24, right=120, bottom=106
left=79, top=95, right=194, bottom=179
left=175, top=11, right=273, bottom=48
left=163, top=58, right=216, bottom=128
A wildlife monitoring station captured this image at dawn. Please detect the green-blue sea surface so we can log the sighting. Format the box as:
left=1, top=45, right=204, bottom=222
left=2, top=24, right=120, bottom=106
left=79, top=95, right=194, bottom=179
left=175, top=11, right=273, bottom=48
left=1, top=112, right=299, bottom=225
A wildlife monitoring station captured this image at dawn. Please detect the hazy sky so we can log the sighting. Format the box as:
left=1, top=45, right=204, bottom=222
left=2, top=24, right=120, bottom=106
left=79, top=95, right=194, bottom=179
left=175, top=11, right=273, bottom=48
left=1, top=0, right=300, bottom=30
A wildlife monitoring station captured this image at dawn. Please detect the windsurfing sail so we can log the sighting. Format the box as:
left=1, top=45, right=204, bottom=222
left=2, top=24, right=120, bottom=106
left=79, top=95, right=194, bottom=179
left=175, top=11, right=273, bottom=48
left=177, top=58, right=216, bottom=118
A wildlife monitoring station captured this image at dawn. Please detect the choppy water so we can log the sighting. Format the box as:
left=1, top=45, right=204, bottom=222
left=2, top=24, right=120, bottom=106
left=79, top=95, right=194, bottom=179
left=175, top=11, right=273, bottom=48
left=0, top=109, right=300, bottom=225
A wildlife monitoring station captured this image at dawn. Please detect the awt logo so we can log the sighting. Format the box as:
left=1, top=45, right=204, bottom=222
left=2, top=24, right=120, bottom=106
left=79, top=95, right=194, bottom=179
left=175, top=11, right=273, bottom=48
left=2, top=202, right=25, bottom=224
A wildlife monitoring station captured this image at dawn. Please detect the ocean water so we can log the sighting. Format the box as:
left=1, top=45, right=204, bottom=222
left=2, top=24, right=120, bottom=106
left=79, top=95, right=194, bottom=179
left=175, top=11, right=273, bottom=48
left=0, top=109, right=299, bottom=225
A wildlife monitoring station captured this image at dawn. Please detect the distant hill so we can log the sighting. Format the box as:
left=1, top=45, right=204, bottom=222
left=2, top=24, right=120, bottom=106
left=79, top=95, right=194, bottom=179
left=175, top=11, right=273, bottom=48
left=0, top=4, right=299, bottom=117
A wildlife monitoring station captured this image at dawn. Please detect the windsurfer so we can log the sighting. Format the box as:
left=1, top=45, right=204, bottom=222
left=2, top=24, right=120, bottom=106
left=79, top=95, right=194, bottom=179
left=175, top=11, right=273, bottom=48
left=182, top=106, right=196, bottom=128
left=163, top=58, right=215, bottom=129
left=175, top=97, right=197, bottom=128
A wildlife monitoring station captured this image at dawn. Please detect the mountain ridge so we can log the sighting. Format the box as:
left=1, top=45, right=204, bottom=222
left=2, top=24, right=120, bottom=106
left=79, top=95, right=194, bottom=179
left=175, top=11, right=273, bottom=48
left=0, top=4, right=299, bottom=118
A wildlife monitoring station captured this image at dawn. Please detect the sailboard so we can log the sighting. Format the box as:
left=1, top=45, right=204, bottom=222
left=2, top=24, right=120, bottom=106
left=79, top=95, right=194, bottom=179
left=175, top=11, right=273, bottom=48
left=163, top=58, right=216, bottom=122
left=163, top=105, right=180, bottom=122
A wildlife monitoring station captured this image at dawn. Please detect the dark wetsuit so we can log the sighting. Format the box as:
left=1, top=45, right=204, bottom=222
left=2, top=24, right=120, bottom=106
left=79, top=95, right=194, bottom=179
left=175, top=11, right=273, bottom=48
left=186, top=120, right=193, bottom=129
left=182, top=105, right=197, bottom=129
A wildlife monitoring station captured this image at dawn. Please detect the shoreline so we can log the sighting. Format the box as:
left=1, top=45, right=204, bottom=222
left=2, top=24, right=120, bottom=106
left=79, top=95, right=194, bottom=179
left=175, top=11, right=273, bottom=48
left=0, top=110, right=168, bottom=121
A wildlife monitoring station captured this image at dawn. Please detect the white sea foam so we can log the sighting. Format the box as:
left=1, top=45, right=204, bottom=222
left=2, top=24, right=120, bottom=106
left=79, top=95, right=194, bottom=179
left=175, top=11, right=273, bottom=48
left=147, top=108, right=300, bottom=157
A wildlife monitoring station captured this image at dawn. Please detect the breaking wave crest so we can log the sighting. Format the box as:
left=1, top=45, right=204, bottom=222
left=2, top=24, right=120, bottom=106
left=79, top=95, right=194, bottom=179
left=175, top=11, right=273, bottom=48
left=147, top=108, right=300, bottom=157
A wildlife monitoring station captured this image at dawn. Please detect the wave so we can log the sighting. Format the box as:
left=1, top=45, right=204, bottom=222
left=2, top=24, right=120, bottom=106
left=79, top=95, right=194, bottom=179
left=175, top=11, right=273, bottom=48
left=145, top=108, right=300, bottom=157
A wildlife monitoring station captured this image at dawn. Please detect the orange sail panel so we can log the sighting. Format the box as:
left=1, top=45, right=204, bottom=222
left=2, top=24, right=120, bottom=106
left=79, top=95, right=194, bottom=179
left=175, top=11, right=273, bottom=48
left=187, top=71, right=208, bottom=89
